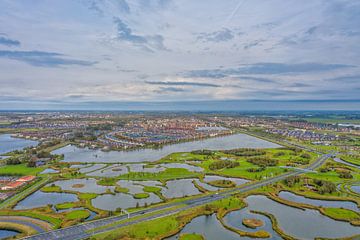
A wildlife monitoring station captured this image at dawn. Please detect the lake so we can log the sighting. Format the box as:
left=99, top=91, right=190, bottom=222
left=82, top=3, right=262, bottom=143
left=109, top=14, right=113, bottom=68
left=278, top=191, right=359, bottom=211
left=245, top=195, right=360, bottom=239
left=14, top=191, right=78, bottom=210
left=166, top=214, right=253, bottom=240
left=0, top=134, right=38, bottom=155
left=54, top=133, right=280, bottom=163
left=0, top=229, right=19, bottom=239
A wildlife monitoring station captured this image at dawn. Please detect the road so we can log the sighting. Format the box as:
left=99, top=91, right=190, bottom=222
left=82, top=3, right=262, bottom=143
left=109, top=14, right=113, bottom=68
left=22, top=151, right=331, bottom=240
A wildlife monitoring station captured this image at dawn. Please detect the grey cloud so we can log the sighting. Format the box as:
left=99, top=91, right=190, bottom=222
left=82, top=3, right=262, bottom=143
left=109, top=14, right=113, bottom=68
left=184, top=70, right=227, bottom=79
left=114, top=17, right=167, bottom=51
left=145, top=80, right=220, bottom=87
left=185, top=62, right=353, bottom=78
left=197, top=28, right=234, bottom=43
left=116, top=66, right=138, bottom=73
left=0, top=50, right=95, bottom=67
left=0, top=36, right=20, bottom=47
left=86, top=0, right=130, bottom=16
left=281, top=26, right=319, bottom=46
left=154, top=87, right=187, bottom=93
left=288, top=83, right=312, bottom=88
left=138, top=0, right=172, bottom=10
left=237, top=76, right=277, bottom=83
left=326, top=75, right=360, bottom=83
left=243, top=40, right=264, bottom=50
left=116, top=0, right=130, bottom=13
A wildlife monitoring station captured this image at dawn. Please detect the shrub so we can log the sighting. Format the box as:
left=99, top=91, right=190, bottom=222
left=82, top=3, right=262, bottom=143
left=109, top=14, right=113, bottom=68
left=225, top=148, right=266, bottom=157
left=338, top=171, right=353, bottom=179
left=283, top=176, right=300, bottom=187
left=313, top=179, right=336, bottom=194
left=247, top=157, right=278, bottom=167
left=208, top=160, right=239, bottom=170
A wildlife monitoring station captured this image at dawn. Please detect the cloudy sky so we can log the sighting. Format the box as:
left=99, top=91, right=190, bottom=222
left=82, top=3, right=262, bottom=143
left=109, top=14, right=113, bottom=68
left=0, top=0, right=359, bottom=110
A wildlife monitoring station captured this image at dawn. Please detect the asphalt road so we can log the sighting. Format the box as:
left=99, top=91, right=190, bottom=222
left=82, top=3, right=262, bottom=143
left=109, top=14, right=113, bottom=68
left=22, top=152, right=332, bottom=240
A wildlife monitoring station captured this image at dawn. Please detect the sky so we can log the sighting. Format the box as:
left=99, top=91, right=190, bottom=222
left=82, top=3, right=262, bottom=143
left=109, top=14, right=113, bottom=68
left=0, top=0, right=359, bottom=110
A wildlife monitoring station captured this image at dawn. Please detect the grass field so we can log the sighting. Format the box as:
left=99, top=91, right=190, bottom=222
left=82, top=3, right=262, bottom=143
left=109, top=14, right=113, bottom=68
left=65, top=209, right=90, bottom=220
left=0, top=164, right=45, bottom=176
left=55, top=202, right=77, bottom=210
left=321, top=208, right=360, bottom=221
left=179, top=233, right=204, bottom=240
left=134, top=193, right=150, bottom=199
left=0, top=210, right=62, bottom=228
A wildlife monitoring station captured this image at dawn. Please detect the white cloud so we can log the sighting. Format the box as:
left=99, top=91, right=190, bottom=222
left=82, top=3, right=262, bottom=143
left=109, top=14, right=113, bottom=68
left=0, top=0, right=359, bottom=106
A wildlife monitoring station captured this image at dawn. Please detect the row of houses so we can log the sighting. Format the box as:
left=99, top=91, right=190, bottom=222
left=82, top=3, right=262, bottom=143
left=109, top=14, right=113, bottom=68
left=0, top=176, right=36, bottom=191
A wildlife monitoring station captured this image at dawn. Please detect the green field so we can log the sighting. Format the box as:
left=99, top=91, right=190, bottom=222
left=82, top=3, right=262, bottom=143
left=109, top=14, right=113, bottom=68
left=65, top=210, right=90, bottom=220
left=0, top=164, right=45, bottom=176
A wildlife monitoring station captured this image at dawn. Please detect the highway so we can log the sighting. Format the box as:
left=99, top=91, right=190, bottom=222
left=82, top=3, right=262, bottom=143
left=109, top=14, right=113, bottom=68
left=22, top=152, right=332, bottom=240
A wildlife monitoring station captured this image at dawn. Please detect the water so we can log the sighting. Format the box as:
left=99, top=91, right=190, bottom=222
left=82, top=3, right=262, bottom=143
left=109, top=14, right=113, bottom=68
left=223, top=208, right=282, bottom=239
left=162, top=179, right=201, bottom=199
left=54, top=207, right=97, bottom=221
left=279, top=191, right=359, bottom=211
left=0, top=229, right=19, bottom=239
left=202, top=175, right=249, bottom=186
left=194, top=175, right=249, bottom=191
left=135, top=180, right=163, bottom=187
left=351, top=185, right=360, bottom=194
left=40, top=168, right=59, bottom=174
left=70, top=164, right=92, bottom=169
left=54, top=134, right=280, bottom=163
left=194, top=180, right=219, bottom=191
left=14, top=191, right=78, bottom=210
left=79, top=164, right=107, bottom=173
left=117, top=180, right=147, bottom=194
left=87, top=165, right=128, bottom=177
left=127, top=164, right=165, bottom=173
left=160, top=163, right=204, bottom=172
left=51, top=178, right=115, bottom=194
left=245, top=195, right=360, bottom=239
left=91, top=192, right=162, bottom=210
left=116, top=180, right=164, bottom=193
left=0, top=134, right=38, bottom=155
left=166, top=214, right=252, bottom=240
left=333, top=157, right=359, bottom=169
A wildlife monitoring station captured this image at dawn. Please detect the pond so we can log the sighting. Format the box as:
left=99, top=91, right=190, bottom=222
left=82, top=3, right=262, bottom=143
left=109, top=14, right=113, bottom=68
left=40, top=168, right=59, bottom=174
left=127, top=164, right=165, bottom=173
left=87, top=165, right=128, bottom=177
left=117, top=180, right=147, bottom=194
left=0, top=134, right=38, bottom=155
left=54, top=133, right=280, bottom=163
left=202, top=175, right=249, bottom=186
left=160, top=163, right=204, bottom=172
left=194, top=175, right=249, bottom=192
left=51, top=178, right=115, bottom=194
left=14, top=191, right=78, bottom=210
left=0, top=229, right=19, bottom=239
left=278, top=191, right=359, bottom=212
left=116, top=180, right=164, bottom=193
left=91, top=192, right=162, bottom=210
left=54, top=207, right=97, bottom=221
left=223, top=208, right=282, bottom=239
left=166, top=214, right=253, bottom=240
left=351, top=185, right=360, bottom=194
left=162, top=179, right=201, bottom=199
left=245, top=195, right=360, bottom=239
left=333, top=157, right=359, bottom=169
left=78, top=164, right=107, bottom=173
